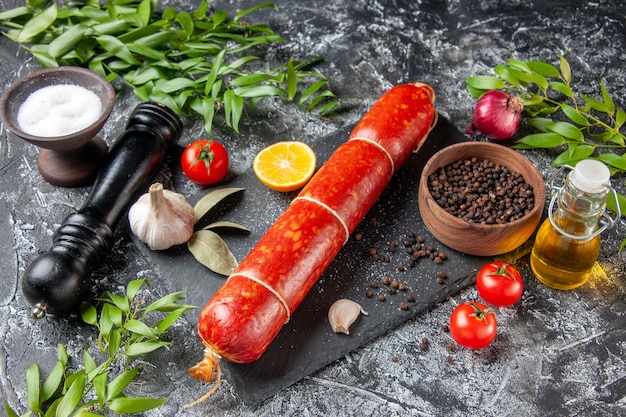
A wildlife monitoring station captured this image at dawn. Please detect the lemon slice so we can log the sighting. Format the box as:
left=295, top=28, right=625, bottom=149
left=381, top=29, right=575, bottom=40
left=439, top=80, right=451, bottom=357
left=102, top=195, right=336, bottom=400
left=253, top=141, right=317, bottom=192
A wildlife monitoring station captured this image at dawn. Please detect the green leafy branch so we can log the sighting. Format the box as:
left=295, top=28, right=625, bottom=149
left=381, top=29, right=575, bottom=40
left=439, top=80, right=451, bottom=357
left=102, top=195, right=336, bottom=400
left=466, top=56, right=626, bottom=249
left=0, top=0, right=341, bottom=134
left=6, top=279, right=196, bottom=417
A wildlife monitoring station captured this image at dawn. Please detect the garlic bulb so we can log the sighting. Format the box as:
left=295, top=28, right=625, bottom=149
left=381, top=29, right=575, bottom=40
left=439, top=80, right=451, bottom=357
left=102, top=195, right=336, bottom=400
left=328, top=299, right=368, bottom=335
left=128, top=183, right=196, bottom=250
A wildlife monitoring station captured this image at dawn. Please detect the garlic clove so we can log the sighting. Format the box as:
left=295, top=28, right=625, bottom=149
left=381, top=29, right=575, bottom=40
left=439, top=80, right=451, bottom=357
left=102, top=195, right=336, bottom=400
left=328, top=299, right=368, bottom=335
left=128, top=183, right=196, bottom=250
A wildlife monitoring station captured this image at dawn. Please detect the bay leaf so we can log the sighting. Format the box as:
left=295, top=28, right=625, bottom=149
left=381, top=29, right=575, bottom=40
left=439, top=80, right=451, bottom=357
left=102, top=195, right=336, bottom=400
left=193, top=187, right=244, bottom=223
left=203, top=220, right=250, bottom=232
left=188, top=230, right=238, bottom=276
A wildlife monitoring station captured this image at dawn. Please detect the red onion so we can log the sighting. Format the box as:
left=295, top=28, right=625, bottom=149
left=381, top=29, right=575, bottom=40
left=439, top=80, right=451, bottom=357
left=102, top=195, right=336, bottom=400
left=466, top=90, right=524, bottom=140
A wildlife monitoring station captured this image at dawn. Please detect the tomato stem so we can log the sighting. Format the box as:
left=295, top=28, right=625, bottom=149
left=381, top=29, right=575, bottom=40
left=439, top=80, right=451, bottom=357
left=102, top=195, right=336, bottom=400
left=192, top=141, right=216, bottom=174
left=488, top=263, right=516, bottom=280
left=467, top=302, right=493, bottom=321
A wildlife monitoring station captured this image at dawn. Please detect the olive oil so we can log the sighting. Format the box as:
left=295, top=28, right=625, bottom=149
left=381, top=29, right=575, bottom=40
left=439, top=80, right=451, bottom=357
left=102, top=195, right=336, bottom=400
left=530, top=160, right=617, bottom=290
left=530, top=216, right=600, bottom=290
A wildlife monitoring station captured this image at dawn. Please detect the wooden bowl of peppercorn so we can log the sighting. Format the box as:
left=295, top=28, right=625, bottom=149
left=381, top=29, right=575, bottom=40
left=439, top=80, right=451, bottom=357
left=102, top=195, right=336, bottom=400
left=418, top=141, right=546, bottom=256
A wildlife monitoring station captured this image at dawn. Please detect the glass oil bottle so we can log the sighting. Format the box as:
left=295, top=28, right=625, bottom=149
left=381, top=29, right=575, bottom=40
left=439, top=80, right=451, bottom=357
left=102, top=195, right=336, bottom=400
left=530, top=159, right=620, bottom=290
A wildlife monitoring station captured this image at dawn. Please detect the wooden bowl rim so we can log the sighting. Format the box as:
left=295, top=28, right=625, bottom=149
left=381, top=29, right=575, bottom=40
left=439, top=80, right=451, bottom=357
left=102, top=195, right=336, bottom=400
left=419, top=141, right=546, bottom=231
left=0, top=66, right=116, bottom=144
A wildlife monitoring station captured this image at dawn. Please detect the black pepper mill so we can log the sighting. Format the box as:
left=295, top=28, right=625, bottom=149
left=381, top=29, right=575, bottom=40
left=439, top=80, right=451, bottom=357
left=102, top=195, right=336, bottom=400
left=22, top=102, right=183, bottom=318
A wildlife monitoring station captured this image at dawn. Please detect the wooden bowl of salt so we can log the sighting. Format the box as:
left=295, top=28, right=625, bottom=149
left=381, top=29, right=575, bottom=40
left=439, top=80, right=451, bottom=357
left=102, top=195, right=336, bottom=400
left=0, top=66, right=116, bottom=186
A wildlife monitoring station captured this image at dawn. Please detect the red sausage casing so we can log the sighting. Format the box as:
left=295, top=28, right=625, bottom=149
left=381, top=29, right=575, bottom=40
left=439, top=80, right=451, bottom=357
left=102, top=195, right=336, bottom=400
left=195, top=82, right=436, bottom=365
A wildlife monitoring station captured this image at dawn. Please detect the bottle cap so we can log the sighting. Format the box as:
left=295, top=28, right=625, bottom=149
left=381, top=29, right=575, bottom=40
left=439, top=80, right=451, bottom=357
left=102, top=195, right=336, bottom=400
left=571, top=159, right=610, bottom=194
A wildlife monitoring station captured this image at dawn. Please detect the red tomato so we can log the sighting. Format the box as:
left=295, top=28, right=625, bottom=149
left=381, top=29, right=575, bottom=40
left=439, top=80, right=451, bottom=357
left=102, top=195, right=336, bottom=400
left=181, top=140, right=229, bottom=185
left=476, top=262, right=524, bottom=307
left=449, top=302, right=497, bottom=349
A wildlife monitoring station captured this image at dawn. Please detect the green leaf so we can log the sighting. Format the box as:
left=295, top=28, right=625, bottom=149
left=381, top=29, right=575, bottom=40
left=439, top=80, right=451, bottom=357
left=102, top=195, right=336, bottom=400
left=598, top=153, right=626, bottom=171
left=465, top=75, right=506, bottom=91
left=136, top=0, right=152, bottom=26
left=234, top=2, right=277, bottom=21
left=515, top=132, right=566, bottom=149
left=233, top=85, right=285, bottom=98
left=560, top=103, right=589, bottom=126
left=107, top=328, right=121, bottom=359
left=600, top=79, right=615, bottom=116
left=26, top=363, right=41, bottom=412
left=547, top=81, right=574, bottom=99
left=125, top=279, right=145, bottom=302
left=17, top=3, right=57, bottom=43
left=96, top=34, right=141, bottom=65
left=107, top=397, right=167, bottom=414
left=527, top=60, right=561, bottom=77
left=527, top=117, right=555, bottom=132
left=552, top=144, right=594, bottom=166
left=193, top=187, right=245, bottom=223
left=507, top=59, right=532, bottom=73
left=0, top=6, right=31, bottom=20
left=546, top=121, right=584, bottom=141
left=46, top=24, right=86, bottom=58
left=93, top=371, right=108, bottom=405
left=124, top=341, right=170, bottom=357
left=188, top=229, right=239, bottom=275
left=56, top=372, right=86, bottom=417
left=615, top=108, right=626, bottom=129
left=41, top=361, right=64, bottom=403
left=559, top=56, right=572, bottom=84
left=123, top=319, right=157, bottom=340
left=80, top=302, right=98, bottom=326
left=176, top=11, right=195, bottom=37
left=145, top=291, right=188, bottom=313
left=286, top=59, right=297, bottom=100
left=126, top=43, right=167, bottom=61
left=223, top=89, right=244, bottom=132
left=99, top=303, right=115, bottom=339
left=82, top=349, right=97, bottom=375
left=106, top=368, right=138, bottom=401
left=155, top=307, right=193, bottom=333
left=230, top=73, right=275, bottom=87
left=5, top=403, right=20, bottom=417
left=494, top=64, right=520, bottom=88
left=581, top=93, right=611, bottom=114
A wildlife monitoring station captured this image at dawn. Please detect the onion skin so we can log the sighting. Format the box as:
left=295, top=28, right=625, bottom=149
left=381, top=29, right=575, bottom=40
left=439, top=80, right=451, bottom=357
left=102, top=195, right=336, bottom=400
left=467, top=90, right=524, bottom=140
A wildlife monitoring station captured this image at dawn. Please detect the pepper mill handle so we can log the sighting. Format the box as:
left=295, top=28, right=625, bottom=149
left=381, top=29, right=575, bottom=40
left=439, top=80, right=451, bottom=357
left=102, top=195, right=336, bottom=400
left=22, top=103, right=183, bottom=318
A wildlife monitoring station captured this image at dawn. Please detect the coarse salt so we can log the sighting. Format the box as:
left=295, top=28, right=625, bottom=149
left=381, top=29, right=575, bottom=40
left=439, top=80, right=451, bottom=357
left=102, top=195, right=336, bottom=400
left=17, top=84, right=103, bottom=137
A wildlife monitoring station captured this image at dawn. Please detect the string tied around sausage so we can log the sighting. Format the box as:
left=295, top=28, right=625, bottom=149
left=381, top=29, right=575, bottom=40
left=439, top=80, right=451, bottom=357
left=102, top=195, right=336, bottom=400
left=232, top=272, right=292, bottom=324
left=292, top=195, right=350, bottom=246
left=348, top=136, right=395, bottom=176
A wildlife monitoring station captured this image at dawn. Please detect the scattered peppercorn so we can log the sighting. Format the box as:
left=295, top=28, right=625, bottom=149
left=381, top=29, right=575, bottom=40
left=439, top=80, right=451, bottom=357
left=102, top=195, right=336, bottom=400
left=369, top=279, right=378, bottom=288
left=399, top=301, right=409, bottom=311
left=442, top=324, right=450, bottom=333
left=406, top=294, right=415, bottom=303
left=447, top=342, right=457, bottom=353
left=381, top=276, right=391, bottom=285
left=354, top=232, right=362, bottom=241
left=446, top=355, right=454, bottom=364
left=366, top=289, right=374, bottom=298
left=391, top=355, right=399, bottom=362
left=377, top=294, right=386, bottom=302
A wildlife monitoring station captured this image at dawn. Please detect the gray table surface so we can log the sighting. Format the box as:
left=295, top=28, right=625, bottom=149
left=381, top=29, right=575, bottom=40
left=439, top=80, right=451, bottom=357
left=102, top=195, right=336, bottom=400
left=1, top=0, right=625, bottom=416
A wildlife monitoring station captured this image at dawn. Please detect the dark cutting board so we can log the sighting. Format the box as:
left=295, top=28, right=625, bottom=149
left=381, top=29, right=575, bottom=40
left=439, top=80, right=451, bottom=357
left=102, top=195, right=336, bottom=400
left=132, top=116, right=490, bottom=404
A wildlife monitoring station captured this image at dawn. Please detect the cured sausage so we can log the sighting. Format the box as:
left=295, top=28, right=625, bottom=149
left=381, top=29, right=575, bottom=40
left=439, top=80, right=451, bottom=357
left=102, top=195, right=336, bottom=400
left=186, top=82, right=436, bottom=405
